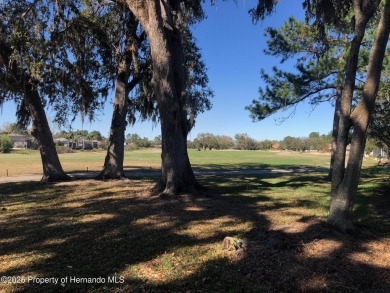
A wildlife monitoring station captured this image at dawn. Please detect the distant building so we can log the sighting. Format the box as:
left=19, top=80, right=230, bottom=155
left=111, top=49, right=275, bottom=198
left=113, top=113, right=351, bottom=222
left=76, top=139, right=100, bottom=149
left=55, top=137, right=69, bottom=146
left=371, top=148, right=385, bottom=158
left=54, top=138, right=101, bottom=149
left=90, top=140, right=101, bottom=149
left=8, top=134, right=32, bottom=149
left=54, top=138, right=77, bottom=148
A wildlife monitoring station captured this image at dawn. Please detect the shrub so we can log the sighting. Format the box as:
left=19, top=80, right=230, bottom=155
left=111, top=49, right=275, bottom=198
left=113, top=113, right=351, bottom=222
left=55, top=146, right=74, bottom=154
left=124, top=144, right=139, bottom=151
left=0, top=134, right=13, bottom=153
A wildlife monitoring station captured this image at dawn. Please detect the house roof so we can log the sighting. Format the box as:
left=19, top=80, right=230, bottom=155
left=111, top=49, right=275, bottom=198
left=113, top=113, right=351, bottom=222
left=8, top=134, right=32, bottom=142
left=54, top=138, right=70, bottom=142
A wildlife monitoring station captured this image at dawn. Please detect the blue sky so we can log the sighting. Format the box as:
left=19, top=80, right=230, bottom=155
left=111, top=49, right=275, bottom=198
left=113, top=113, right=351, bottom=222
left=0, top=0, right=335, bottom=141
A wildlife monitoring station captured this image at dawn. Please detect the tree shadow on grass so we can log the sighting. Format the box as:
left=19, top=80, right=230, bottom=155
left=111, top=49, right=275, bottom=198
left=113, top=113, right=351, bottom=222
left=0, top=174, right=388, bottom=292
left=130, top=218, right=389, bottom=292
left=0, top=179, right=270, bottom=292
left=191, top=162, right=323, bottom=171
left=200, top=172, right=330, bottom=195
left=374, top=184, right=390, bottom=221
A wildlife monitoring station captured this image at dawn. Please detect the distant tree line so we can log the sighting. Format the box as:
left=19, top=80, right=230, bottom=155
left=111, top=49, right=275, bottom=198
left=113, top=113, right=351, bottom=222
left=125, top=134, right=162, bottom=149
left=188, top=131, right=386, bottom=155
left=0, top=123, right=30, bottom=136
left=188, top=132, right=333, bottom=152
left=2, top=122, right=385, bottom=156
left=54, top=130, right=105, bottom=142
left=53, top=129, right=386, bottom=154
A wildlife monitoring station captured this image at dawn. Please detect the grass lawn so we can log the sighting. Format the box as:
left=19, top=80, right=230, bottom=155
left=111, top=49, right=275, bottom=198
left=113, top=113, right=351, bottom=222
left=0, top=149, right=163, bottom=177
left=0, top=163, right=389, bottom=292
left=190, top=149, right=332, bottom=170
left=0, top=148, right=378, bottom=177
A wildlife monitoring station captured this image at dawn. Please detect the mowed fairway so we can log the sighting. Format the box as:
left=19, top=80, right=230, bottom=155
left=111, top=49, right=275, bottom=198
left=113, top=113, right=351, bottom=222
left=189, top=149, right=332, bottom=170
left=0, top=149, right=388, bottom=292
left=0, top=149, right=163, bottom=177
left=0, top=148, right=378, bottom=177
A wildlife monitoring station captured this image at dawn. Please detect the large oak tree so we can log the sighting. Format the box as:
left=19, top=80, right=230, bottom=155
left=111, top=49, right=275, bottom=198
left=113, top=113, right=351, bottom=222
left=98, top=3, right=212, bottom=180
left=0, top=0, right=117, bottom=181
left=98, top=8, right=146, bottom=180
left=0, top=0, right=70, bottom=181
left=106, top=0, right=212, bottom=195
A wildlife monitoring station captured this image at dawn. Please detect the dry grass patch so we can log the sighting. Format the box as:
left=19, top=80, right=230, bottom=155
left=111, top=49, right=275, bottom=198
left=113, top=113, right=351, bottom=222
left=0, top=172, right=389, bottom=292
left=0, top=179, right=255, bottom=292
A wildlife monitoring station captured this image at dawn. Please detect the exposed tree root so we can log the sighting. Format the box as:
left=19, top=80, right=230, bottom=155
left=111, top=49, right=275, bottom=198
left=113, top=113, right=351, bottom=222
left=41, top=173, right=72, bottom=182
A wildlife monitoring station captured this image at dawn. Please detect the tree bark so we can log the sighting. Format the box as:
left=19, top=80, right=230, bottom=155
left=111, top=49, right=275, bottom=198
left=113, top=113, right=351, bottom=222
left=122, top=0, right=203, bottom=196
left=98, top=13, right=142, bottom=180
left=25, top=81, right=70, bottom=182
left=97, top=54, right=130, bottom=179
left=329, top=86, right=342, bottom=177
left=329, top=0, right=390, bottom=232
left=331, top=12, right=368, bottom=193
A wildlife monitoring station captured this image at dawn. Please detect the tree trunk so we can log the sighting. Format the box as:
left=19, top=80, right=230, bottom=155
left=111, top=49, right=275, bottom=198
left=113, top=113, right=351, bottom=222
left=25, top=81, right=70, bottom=182
left=98, top=13, right=141, bottom=180
left=329, top=0, right=390, bottom=231
left=331, top=10, right=369, bottom=193
left=97, top=55, right=130, bottom=180
left=126, top=0, right=202, bottom=196
left=329, top=86, right=342, bottom=178
left=153, top=95, right=203, bottom=196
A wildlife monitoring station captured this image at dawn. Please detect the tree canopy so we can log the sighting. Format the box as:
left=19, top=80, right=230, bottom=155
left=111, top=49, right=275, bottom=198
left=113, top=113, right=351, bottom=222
left=245, top=13, right=376, bottom=122
left=368, top=55, right=390, bottom=146
left=0, top=0, right=122, bottom=127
